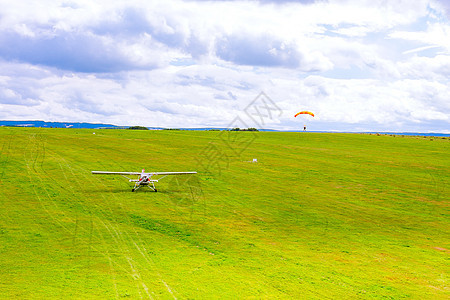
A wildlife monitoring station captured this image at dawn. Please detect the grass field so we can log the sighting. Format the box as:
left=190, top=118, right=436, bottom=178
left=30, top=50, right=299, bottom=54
left=0, top=127, right=448, bottom=299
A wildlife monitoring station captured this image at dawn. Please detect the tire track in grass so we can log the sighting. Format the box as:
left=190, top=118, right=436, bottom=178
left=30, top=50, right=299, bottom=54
left=92, top=220, right=127, bottom=299
left=38, top=159, right=149, bottom=297
left=36, top=134, right=139, bottom=296
left=71, top=161, right=179, bottom=299
left=90, top=177, right=179, bottom=299
left=89, top=219, right=152, bottom=291
left=126, top=231, right=178, bottom=299
left=56, top=155, right=150, bottom=297
left=0, top=129, right=13, bottom=181
left=40, top=135, right=186, bottom=299
left=22, top=133, right=102, bottom=295
left=89, top=218, right=160, bottom=297
left=84, top=171, right=176, bottom=299
left=49, top=149, right=174, bottom=299
left=22, top=133, right=126, bottom=297
left=405, top=140, right=447, bottom=203
left=0, top=130, right=17, bottom=225
left=23, top=133, right=72, bottom=234
left=31, top=141, right=124, bottom=298
left=22, top=132, right=169, bottom=298
left=41, top=132, right=181, bottom=298
left=25, top=133, right=86, bottom=236
left=98, top=217, right=154, bottom=299
left=45, top=149, right=138, bottom=296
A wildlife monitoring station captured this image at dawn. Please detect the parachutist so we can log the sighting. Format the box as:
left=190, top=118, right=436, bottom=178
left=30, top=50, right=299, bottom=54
left=295, top=111, right=314, bottom=132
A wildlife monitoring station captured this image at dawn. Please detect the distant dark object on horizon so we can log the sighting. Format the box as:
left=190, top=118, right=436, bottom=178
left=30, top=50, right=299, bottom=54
left=127, top=126, right=149, bottom=130
left=230, top=127, right=259, bottom=132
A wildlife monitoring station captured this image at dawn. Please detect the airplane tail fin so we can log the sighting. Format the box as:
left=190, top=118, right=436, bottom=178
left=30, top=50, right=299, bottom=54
left=139, top=169, right=145, bottom=180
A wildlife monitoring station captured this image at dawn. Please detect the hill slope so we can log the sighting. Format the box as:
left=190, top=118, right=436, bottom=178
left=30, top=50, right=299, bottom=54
left=0, top=128, right=448, bottom=298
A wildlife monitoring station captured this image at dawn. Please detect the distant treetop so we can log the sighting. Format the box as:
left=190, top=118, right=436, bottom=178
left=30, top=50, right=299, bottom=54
left=230, top=127, right=259, bottom=132
left=127, top=126, right=149, bottom=130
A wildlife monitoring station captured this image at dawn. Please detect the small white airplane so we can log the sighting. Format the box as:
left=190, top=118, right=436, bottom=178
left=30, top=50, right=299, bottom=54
left=91, top=169, right=197, bottom=192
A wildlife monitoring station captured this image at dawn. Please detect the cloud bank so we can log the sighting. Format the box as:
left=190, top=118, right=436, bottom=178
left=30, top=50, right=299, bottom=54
left=0, top=0, right=449, bottom=132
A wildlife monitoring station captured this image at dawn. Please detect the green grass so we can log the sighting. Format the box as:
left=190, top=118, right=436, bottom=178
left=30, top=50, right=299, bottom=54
left=0, top=127, right=448, bottom=298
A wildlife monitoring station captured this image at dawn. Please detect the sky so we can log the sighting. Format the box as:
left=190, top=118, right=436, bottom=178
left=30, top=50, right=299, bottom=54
left=0, top=0, right=449, bottom=132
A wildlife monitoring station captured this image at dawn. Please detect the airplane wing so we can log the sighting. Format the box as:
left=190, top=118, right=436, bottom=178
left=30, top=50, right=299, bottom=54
left=91, top=171, right=142, bottom=175
left=91, top=171, right=197, bottom=175
left=147, top=171, right=197, bottom=175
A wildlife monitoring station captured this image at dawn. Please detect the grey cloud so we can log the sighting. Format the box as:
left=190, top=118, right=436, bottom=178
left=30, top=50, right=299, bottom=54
left=68, top=93, right=119, bottom=116
left=227, top=91, right=237, bottom=100
left=92, top=7, right=152, bottom=37
left=0, top=70, right=42, bottom=105
left=0, top=29, right=159, bottom=73
left=216, top=34, right=303, bottom=68
left=435, top=0, right=450, bottom=17
left=213, top=91, right=238, bottom=100
left=258, top=0, right=323, bottom=3
left=176, top=74, right=218, bottom=87
left=175, top=71, right=254, bottom=90
left=0, top=3, right=326, bottom=74
left=188, top=0, right=323, bottom=4
left=92, top=7, right=208, bottom=58
left=93, top=8, right=183, bottom=46
left=142, top=14, right=209, bottom=57
left=0, top=86, right=39, bottom=106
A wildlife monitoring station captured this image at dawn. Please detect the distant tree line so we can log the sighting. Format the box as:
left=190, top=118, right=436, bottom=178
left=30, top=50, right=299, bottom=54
left=127, top=126, right=149, bottom=130
left=230, top=128, right=259, bottom=131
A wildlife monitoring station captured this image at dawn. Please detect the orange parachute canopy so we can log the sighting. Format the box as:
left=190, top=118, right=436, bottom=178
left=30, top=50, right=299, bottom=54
left=294, top=111, right=314, bottom=117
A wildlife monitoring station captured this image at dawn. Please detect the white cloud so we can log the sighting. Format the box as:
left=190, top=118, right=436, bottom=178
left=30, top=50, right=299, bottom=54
left=389, top=22, right=450, bottom=52
left=0, top=0, right=448, bottom=132
left=0, top=0, right=434, bottom=71
left=397, top=55, right=450, bottom=80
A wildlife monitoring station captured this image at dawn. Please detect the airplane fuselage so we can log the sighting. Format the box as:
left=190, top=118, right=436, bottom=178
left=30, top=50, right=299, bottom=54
left=91, top=168, right=196, bottom=192
left=138, top=177, right=150, bottom=185
left=129, top=175, right=158, bottom=189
